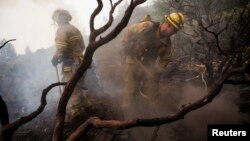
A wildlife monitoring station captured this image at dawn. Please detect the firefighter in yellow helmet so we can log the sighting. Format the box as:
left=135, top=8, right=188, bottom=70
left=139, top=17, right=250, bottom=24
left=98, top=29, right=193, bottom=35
left=122, top=12, right=184, bottom=109
left=51, top=9, right=88, bottom=121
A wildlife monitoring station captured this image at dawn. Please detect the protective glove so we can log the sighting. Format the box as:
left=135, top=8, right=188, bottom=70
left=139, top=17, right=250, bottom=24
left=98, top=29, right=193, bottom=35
left=51, top=57, right=58, bottom=66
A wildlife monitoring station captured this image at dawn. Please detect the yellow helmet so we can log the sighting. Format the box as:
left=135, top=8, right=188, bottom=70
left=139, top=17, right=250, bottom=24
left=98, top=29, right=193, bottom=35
left=165, top=12, right=185, bottom=30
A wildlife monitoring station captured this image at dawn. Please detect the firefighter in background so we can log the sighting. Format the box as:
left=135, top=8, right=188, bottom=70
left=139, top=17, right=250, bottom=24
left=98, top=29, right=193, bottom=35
left=51, top=9, right=87, bottom=121
left=122, top=12, right=185, bottom=109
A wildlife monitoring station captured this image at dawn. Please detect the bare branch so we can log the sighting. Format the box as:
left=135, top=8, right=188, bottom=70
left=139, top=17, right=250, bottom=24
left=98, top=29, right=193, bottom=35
left=201, top=23, right=226, bottom=55
left=200, top=8, right=237, bottom=56
left=95, top=0, right=123, bottom=36
left=0, top=39, right=16, bottom=49
left=1, top=82, right=66, bottom=141
left=52, top=1, right=147, bottom=141
left=89, top=0, right=103, bottom=42
left=94, top=0, right=147, bottom=48
left=67, top=62, right=249, bottom=141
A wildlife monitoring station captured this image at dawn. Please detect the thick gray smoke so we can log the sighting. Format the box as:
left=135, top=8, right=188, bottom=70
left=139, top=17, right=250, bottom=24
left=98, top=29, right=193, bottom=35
left=0, top=0, right=119, bottom=121
left=0, top=46, right=58, bottom=120
left=92, top=4, right=244, bottom=141
left=0, top=0, right=145, bottom=127
left=0, top=0, right=115, bottom=54
left=0, top=1, right=245, bottom=141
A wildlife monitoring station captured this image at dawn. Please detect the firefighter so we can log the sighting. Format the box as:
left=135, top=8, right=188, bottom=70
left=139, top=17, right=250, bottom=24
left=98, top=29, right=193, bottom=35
left=122, top=12, right=185, bottom=109
left=51, top=9, right=88, bottom=121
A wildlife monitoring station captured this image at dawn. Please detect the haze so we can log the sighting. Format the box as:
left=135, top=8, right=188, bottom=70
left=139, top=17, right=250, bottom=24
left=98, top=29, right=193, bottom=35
left=0, top=0, right=132, bottom=54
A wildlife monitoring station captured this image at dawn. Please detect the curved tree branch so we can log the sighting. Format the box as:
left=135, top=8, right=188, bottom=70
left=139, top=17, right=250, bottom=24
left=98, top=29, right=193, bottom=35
left=94, top=0, right=146, bottom=48
left=201, top=23, right=225, bottom=55
left=95, top=0, right=123, bottom=36
left=1, top=82, right=66, bottom=141
left=67, top=63, right=249, bottom=141
left=52, top=0, right=147, bottom=141
left=89, top=0, right=104, bottom=42
left=0, top=39, right=16, bottom=49
left=200, top=8, right=237, bottom=56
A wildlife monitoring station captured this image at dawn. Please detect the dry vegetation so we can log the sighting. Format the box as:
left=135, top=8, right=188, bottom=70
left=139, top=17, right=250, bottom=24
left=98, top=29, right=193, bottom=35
left=1, top=0, right=249, bottom=141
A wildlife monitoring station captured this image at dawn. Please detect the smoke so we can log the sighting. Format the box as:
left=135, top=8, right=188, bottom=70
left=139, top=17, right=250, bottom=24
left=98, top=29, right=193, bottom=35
left=0, top=0, right=126, bottom=115
left=88, top=4, right=242, bottom=140
left=0, top=1, right=244, bottom=141
left=0, top=0, right=55, bottom=54
left=0, top=0, right=116, bottom=54
left=0, top=0, right=151, bottom=129
left=0, top=47, right=57, bottom=120
left=172, top=84, right=241, bottom=141
left=119, top=82, right=241, bottom=141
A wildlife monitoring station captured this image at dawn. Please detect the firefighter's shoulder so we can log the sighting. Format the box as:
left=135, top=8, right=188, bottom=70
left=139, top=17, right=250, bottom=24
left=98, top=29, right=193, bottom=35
left=128, top=21, right=154, bottom=34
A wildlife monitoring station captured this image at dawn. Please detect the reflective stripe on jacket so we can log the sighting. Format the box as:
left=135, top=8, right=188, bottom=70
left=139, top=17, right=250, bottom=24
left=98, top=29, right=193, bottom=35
left=54, top=24, right=85, bottom=59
